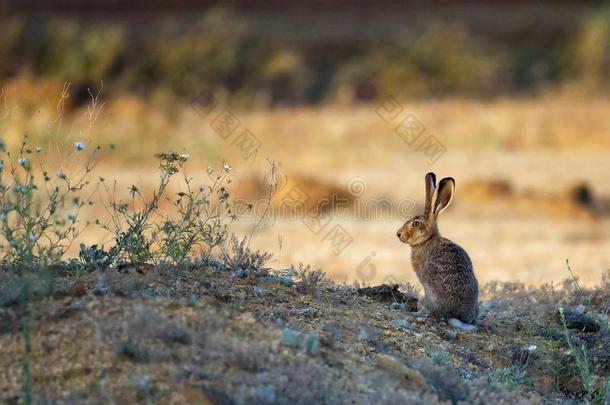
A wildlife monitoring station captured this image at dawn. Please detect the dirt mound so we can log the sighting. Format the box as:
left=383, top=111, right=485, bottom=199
left=461, top=179, right=599, bottom=220
left=234, top=174, right=355, bottom=217
left=1, top=264, right=608, bottom=403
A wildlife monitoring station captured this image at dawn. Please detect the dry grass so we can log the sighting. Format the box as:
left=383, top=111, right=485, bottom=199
left=1, top=86, right=609, bottom=287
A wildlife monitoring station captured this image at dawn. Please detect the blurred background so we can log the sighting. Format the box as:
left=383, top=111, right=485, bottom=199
left=1, top=0, right=609, bottom=286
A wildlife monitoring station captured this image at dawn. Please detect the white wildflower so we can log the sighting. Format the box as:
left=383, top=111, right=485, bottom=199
left=527, top=345, right=537, bottom=352
left=57, top=170, right=67, bottom=180
left=36, top=146, right=43, bottom=152
left=223, top=163, right=232, bottom=172
left=67, top=212, right=77, bottom=221
left=17, top=156, right=27, bottom=166
left=74, top=141, right=85, bottom=151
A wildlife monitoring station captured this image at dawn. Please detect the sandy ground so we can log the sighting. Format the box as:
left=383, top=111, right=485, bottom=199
left=84, top=147, right=610, bottom=288
left=3, top=96, right=610, bottom=286
left=238, top=216, right=610, bottom=289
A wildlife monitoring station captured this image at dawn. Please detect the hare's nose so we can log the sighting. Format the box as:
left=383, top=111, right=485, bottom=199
left=396, top=231, right=402, bottom=239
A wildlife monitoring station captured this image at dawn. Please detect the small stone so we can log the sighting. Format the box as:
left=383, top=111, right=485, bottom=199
left=390, top=302, right=406, bottom=310
left=457, top=367, right=474, bottom=381
left=393, top=317, right=415, bottom=331
left=279, top=275, right=294, bottom=287
left=357, top=284, right=418, bottom=310
left=94, top=283, right=110, bottom=295
left=281, top=327, right=320, bottom=355
left=248, top=384, right=276, bottom=404
left=376, top=354, right=429, bottom=392
left=412, top=310, right=428, bottom=318
left=294, top=308, right=312, bottom=316
left=187, top=293, right=199, bottom=305
left=557, top=308, right=600, bottom=332
left=305, top=333, right=320, bottom=355
left=281, top=328, right=303, bottom=348
left=574, top=304, right=586, bottom=314
left=446, top=330, right=458, bottom=340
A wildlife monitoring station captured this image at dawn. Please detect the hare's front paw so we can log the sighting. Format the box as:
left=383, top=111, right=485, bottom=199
left=448, top=318, right=477, bottom=332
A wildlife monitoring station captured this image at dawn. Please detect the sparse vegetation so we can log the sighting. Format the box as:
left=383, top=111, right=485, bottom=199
left=0, top=137, right=98, bottom=271
left=1, top=5, right=609, bottom=403
left=98, top=152, right=235, bottom=266
left=0, top=261, right=608, bottom=403
left=220, top=234, right=273, bottom=276
left=0, top=139, right=607, bottom=403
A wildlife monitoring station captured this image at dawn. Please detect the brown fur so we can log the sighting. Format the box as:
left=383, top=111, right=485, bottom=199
left=396, top=173, right=479, bottom=323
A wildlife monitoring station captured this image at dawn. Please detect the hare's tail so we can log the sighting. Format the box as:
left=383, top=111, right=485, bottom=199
left=448, top=318, right=477, bottom=332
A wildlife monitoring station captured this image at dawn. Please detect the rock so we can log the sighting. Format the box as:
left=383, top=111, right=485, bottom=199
left=247, top=384, right=277, bottom=404
left=390, top=302, right=406, bottom=310
left=557, top=372, right=586, bottom=395
left=376, top=354, right=429, bottom=392
left=293, top=307, right=312, bottom=316
left=171, top=384, right=216, bottom=404
left=412, top=310, right=428, bottom=318
left=557, top=308, right=600, bottom=332
left=457, top=367, right=473, bottom=381
left=393, top=318, right=415, bottom=331
left=278, top=275, right=294, bottom=287
left=281, top=328, right=320, bottom=355
left=304, top=333, right=321, bottom=355
left=265, top=273, right=294, bottom=287
left=357, top=284, right=418, bottom=310
left=53, top=277, right=87, bottom=299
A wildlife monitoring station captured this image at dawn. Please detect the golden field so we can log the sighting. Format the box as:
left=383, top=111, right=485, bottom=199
left=1, top=79, right=609, bottom=287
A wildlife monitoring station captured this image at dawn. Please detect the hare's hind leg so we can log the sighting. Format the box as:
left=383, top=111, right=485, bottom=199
left=448, top=318, right=478, bottom=332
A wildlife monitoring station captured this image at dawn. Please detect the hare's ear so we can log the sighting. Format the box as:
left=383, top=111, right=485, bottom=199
left=424, top=172, right=436, bottom=216
left=433, top=177, right=455, bottom=217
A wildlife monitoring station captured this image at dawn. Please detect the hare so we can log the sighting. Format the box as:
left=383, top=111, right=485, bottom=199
left=396, top=173, right=479, bottom=331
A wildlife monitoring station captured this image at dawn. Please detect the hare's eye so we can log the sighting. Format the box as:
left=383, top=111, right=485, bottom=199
left=412, top=220, right=420, bottom=228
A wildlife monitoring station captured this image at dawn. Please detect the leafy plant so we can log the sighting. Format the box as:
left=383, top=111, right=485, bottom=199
left=100, top=153, right=235, bottom=266
left=78, top=243, right=111, bottom=270
left=558, top=307, right=602, bottom=402
left=490, top=365, right=527, bottom=388
left=0, top=137, right=98, bottom=270
left=99, top=157, right=175, bottom=264
left=157, top=161, right=234, bottom=264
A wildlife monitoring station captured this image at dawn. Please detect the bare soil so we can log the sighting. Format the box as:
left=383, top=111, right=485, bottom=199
left=0, top=264, right=608, bottom=404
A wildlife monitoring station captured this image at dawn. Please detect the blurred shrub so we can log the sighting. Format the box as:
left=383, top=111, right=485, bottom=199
left=572, top=9, right=610, bottom=92
left=256, top=47, right=313, bottom=106
left=37, top=20, right=124, bottom=82
left=0, top=17, right=24, bottom=77
left=3, top=8, right=610, bottom=105
left=331, top=27, right=505, bottom=100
